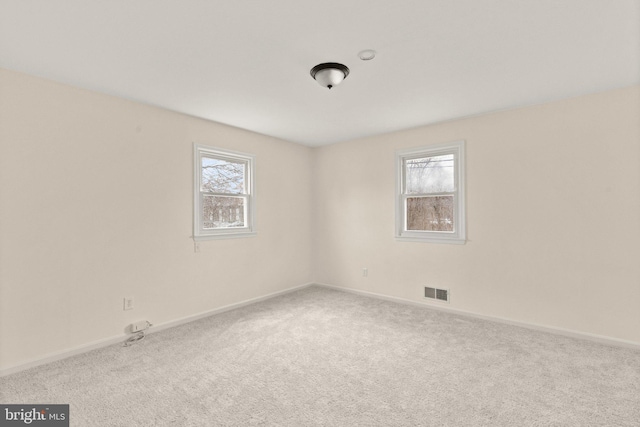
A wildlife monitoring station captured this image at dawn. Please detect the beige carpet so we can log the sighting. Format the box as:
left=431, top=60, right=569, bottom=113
left=1, top=286, right=639, bottom=426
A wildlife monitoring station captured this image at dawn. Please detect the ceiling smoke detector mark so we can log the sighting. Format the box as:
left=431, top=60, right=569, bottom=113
left=358, top=49, right=376, bottom=61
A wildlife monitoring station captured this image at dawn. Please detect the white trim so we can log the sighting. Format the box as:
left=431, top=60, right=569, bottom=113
left=313, top=283, right=640, bottom=350
left=0, top=334, right=127, bottom=378
left=146, top=283, right=312, bottom=334
left=193, top=144, right=256, bottom=240
left=395, top=140, right=466, bottom=244
left=394, top=236, right=466, bottom=245
left=193, top=231, right=257, bottom=241
left=0, top=283, right=314, bottom=377
left=7, top=281, right=636, bottom=377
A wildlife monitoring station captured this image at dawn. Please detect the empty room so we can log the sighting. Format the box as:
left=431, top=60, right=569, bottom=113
left=1, top=1, right=639, bottom=426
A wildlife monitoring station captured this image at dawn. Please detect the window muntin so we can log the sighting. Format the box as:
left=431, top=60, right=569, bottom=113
left=194, top=145, right=255, bottom=240
left=397, top=141, right=465, bottom=243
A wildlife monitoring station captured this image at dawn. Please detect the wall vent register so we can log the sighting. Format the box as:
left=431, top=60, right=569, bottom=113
left=424, top=286, right=449, bottom=303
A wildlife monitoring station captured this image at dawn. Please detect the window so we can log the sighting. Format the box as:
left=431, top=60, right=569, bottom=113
left=396, top=141, right=465, bottom=244
left=194, top=144, right=255, bottom=240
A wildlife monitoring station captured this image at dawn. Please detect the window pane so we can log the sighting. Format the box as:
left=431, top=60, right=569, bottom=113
left=406, top=196, right=454, bottom=231
left=201, top=157, right=245, bottom=194
left=202, top=196, right=246, bottom=229
left=405, top=154, right=454, bottom=194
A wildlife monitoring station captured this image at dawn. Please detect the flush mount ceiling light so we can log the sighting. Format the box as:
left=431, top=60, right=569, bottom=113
left=310, top=62, right=350, bottom=89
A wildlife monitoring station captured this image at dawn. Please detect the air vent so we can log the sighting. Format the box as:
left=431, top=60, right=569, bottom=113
left=424, top=286, right=450, bottom=303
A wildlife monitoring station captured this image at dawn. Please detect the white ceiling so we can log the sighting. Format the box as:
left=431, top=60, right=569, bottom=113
left=1, top=1, right=638, bottom=146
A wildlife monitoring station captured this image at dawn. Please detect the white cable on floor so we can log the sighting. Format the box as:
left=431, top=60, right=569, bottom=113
left=124, top=331, right=146, bottom=347
left=123, top=321, right=153, bottom=347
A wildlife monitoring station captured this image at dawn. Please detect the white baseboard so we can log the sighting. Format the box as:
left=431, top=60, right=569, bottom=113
left=148, top=282, right=313, bottom=335
left=4, top=281, right=636, bottom=377
left=0, top=334, right=127, bottom=378
left=0, top=282, right=314, bottom=377
left=313, top=283, right=640, bottom=350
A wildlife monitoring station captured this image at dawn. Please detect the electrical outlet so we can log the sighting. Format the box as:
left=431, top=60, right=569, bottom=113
left=363, top=268, right=368, bottom=277
left=123, top=297, right=134, bottom=311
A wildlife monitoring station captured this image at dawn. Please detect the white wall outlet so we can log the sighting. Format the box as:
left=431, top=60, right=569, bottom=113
left=363, top=268, right=368, bottom=277
left=123, top=297, right=134, bottom=311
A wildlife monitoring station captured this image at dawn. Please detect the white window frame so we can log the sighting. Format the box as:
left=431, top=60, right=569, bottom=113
left=193, top=144, right=256, bottom=241
left=395, top=140, right=466, bottom=244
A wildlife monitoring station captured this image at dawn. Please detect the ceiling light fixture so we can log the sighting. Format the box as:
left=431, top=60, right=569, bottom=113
left=310, top=62, right=350, bottom=89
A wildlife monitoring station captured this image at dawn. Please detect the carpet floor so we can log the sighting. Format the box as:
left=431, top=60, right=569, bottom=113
left=1, top=286, right=639, bottom=426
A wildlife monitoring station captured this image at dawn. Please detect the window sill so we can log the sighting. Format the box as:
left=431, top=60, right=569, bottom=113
left=193, top=231, right=257, bottom=241
left=395, top=235, right=466, bottom=245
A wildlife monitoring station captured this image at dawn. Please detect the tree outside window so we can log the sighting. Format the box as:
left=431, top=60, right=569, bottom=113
left=194, top=145, right=255, bottom=240
left=396, top=141, right=465, bottom=244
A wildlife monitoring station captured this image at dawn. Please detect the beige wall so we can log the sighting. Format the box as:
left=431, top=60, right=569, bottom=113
left=1, top=67, right=638, bottom=372
left=0, top=68, right=313, bottom=370
left=313, top=85, right=640, bottom=344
